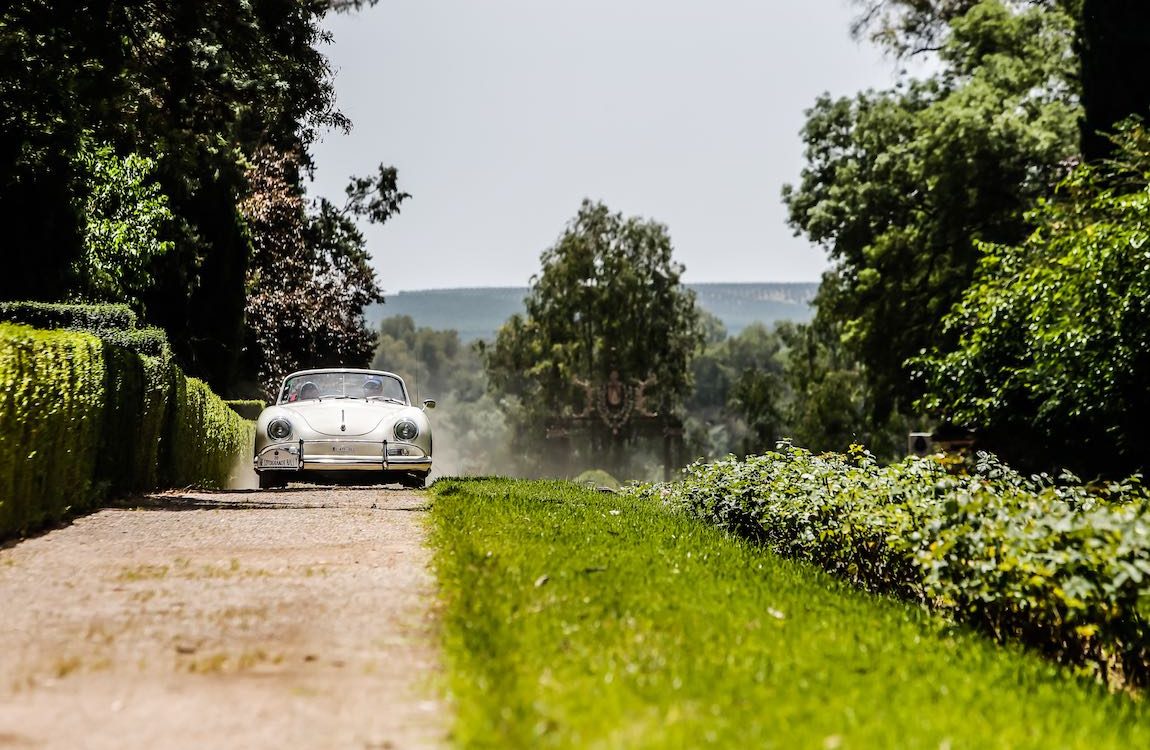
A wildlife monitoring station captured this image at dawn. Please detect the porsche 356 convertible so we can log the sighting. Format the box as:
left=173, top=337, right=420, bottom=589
left=253, top=368, right=434, bottom=489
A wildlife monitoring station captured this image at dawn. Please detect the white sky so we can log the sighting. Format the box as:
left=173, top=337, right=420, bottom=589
left=308, top=0, right=898, bottom=293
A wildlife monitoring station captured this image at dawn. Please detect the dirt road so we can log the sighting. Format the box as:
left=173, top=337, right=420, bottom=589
left=0, top=487, right=446, bottom=750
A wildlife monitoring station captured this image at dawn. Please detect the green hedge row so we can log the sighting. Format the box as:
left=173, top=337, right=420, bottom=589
left=0, top=301, right=139, bottom=332
left=0, top=323, right=254, bottom=538
left=635, top=444, right=1150, bottom=687
left=0, top=301, right=171, bottom=358
left=223, top=399, right=266, bottom=421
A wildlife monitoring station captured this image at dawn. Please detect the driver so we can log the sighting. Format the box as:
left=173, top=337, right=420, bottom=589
left=363, top=377, right=383, bottom=398
left=298, top=382, right=320, bottom=401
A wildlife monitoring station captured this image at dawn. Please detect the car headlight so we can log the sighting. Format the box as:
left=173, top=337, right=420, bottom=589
left=394, top=420, right=419, bottom=442
left=268, top=418, right=293, bottom=441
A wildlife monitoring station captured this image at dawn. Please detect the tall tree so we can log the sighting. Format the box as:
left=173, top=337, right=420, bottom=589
left=241, top=148, right=406, bottom=399
left=484, top=200, right=704, bottom=469
left=0, top=0, right=348, bottom=391
left=917, top=123, right=1150, bottom=476
left=784, top=0, right=1079, bottom=421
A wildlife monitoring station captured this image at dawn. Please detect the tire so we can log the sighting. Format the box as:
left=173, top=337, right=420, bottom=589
left=258, top=472, right=286, bottom=490
left=400, top=473, right=426, bottom=490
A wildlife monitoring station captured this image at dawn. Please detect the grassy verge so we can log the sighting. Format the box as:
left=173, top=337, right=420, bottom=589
left=430, top=478, right=1150, bottom=749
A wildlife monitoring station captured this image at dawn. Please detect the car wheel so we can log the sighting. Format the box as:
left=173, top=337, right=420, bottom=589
left=400, top=473, right=426, bottom=490
left=258, top=473, right=287, bottom=490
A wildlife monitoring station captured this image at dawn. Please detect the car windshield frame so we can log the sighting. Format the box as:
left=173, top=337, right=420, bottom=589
left=277, top=371, right=408, bottom=405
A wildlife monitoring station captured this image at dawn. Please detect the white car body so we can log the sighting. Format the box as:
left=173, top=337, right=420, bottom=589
left=253, top=368, right=434, bottom=489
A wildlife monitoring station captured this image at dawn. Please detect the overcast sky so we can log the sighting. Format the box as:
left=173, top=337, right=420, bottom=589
left=308, top=0, right=898, bottom=293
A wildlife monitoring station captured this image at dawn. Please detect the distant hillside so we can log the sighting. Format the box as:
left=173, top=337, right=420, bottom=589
left=366, top=283, right=818, bottom=341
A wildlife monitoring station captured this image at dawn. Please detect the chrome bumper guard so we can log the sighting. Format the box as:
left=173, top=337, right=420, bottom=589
left=254, top=438, right=430, bottom=472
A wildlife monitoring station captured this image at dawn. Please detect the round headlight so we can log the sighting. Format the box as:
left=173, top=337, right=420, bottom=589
left=268, top=418, right=293, bottom=441
left=394, top=420, right=419, bottom=442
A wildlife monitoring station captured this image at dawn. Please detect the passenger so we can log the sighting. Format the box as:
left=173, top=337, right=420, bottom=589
left=298, top=382, right=320, bottom=401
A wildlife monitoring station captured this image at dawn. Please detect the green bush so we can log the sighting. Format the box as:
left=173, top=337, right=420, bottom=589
left=95, top=327, right=171, bottom=358
left=0, top=301, right=170, bottom=358
left=223, top=399, right=265, bottom=421
left=0, top=301, right=137, bottom=332
left=133, top=354, right=172, bottom=490
left=163, top=371, right=254, bottom=489
left=634, top=444, right=1150, bottom=687
left=1, top=322, right=254, bottom=538
left=0, top=324, right=105, bottom=534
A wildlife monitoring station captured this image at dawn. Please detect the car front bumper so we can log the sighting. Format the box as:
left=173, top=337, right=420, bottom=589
left=254, top=439, right=431, bottom=474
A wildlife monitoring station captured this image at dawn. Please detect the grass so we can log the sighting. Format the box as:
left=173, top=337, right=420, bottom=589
left=430, top=478, right=1150, bottom=749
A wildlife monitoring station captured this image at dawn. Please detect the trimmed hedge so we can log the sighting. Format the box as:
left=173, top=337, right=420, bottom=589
left=223, top=399, right=265, bottom=421
left=635, top=444, right=1150, bottom=688
left=0, top=323, right=254, bottom=538
left=0, top=325, right=105, bottom=533
left=0, top=301, right=138, bottom=332
left=0, top=301, right=171, bottom=358
left=164, top=372, right=254, bottom=488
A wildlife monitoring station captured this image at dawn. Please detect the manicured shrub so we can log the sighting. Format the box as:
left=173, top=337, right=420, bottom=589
left=223, top=399, right=265, bottom=421
left=95, top=327, right=171, bottom=358
left=163, top=370, right=254, bottom=489
left=0, top=301, right=137, bottom=333
left=635, top=444, right=1150, bottom=687
left=0, top=324, right=105, bottom=534
left=1, top=322, right=254, bottom=538
left=131, top=354, right=172, bottom=490
left=0, top=301, right=170, bottom=358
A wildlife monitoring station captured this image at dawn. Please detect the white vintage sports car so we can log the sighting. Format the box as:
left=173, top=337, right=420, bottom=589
left=253, top=368, right=435, bottom=489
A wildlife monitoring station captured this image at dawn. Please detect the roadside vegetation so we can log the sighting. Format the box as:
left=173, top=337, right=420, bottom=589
left=0, top=305, right=253, bottom=538
left=430, top=478, right=1150, bottom=748
left=636, top=446, right=1150, bottom=689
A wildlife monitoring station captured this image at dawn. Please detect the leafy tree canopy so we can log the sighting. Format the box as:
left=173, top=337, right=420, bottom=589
left=784, top=0, right=1079, bottom=420
left=240, top=148, right=405, bottom=398
left=484, top=200, right=704, bottom=449
left=916, top=122, right=1150, bottom=476
left=0, top=0, right=349, bottom=391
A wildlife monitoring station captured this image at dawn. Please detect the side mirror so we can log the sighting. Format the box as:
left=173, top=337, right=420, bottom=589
left=422, top=399, right=437, bottom=410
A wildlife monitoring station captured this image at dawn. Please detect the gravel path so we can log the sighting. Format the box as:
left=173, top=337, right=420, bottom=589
left=0, top=487, right=446, bottom=750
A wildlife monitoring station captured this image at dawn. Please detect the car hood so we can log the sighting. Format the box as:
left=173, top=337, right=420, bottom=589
left=280, top=400, right=405, bottom=437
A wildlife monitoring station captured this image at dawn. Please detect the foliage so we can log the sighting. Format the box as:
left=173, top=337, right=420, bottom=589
left=785, top=0, right=1080, bottom=422
left=849, top=0, right=1074, bottom=57
left=241, top=148, right=402, bottom=398
left=685, top=318, right=912, bottom=461
left=0, top=302, right=139, bottom=333
left=484, top=200, right=704, bottom=470
left=0, top=322, right=253, bottom=539
left=0, top=324, right=105, bottom=535
left=0, top=301, right=171, bottom=358
left=916, top=122, right=1150, bottom=476
left=0, top=0, right=349, bottom=391
left=223, top=400, right=266, bottom=421
left=163, top=371, right=255, bottom=490
left=637, top=445, right=1150, bottom=687
left=686, top=322, right=785, bottom=458
left=72, top=139, right=174, bottom=302
left=432, top=477, right=1150, bottom=748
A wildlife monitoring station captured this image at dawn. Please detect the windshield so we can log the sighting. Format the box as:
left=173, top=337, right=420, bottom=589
left=278, top=371, right=407, bottom=405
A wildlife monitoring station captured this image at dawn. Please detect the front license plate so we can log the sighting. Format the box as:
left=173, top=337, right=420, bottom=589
left=259, top=451, right=299, bottom=469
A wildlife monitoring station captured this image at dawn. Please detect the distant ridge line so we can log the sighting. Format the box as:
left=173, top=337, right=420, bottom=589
left=385, top=282, right=817, bottom=295
left=370, top=282, right=818, bottom=341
